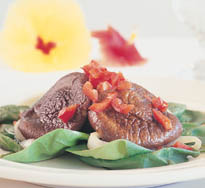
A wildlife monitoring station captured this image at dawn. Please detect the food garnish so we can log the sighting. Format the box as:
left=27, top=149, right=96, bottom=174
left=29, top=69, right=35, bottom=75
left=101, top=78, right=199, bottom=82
left=152, top=109, right=172, bottom=130
left=83, top=82, right=98, bottom=102
left=97, top=81, right=112, bottom=93
left=152, top=97, right=168, bottom=112
left=172, top=141, right=193, bottom=151
left=82, top=61, right=134, bottom=114
left=58, top=104, right=78, bottom=123
left=117, top=80, right=132, bottom=91
left=111, top=98, right=134, bottom=114
left=89, top=92, right=118, bottom=113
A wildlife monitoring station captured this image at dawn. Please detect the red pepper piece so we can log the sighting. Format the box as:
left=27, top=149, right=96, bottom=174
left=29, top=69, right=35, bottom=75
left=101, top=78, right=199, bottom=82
left=89, top=92, right=118, bottom=113
left=111, top=98, right=134, bottom=114
left=152, top=97, right=168, bottom=112
left=89, top=99, right=111, bottom=113
left=109, top=72, right=125, bottom=87
left=97, top=81, right=112, bottom=93
left=58, top=104, right=78, bottom=123
left=106, top=92, right=118, bottom=100
left=83, top=81, right=98, bottom=102
left=152, top=109, right=172, bottom=130
left=83, top=60, right=106, bottom=77
left=82, top=60, right=109, bottom=86
left=89, top=75, right=108, bottom=89
left=117, top=80, right=132, bottom=91
left=172, top=141, right=193, bottom=151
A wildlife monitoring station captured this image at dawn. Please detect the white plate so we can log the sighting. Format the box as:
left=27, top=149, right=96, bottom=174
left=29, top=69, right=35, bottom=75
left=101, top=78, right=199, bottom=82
left=0, top=69, right=205, bottom=188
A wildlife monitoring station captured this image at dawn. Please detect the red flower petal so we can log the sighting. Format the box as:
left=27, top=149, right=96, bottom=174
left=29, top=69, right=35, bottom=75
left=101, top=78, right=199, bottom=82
left=92, top=26, right=146, bottom=66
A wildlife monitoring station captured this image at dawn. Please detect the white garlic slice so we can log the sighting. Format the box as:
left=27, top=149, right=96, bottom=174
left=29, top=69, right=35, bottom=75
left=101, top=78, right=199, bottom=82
left=20, top=139, right=35, bottom=149
left=176, top=136, right=202, bottom=151
left=14, top=120, right=26, bottom=141
left=87, top=132, right=107, bottom=150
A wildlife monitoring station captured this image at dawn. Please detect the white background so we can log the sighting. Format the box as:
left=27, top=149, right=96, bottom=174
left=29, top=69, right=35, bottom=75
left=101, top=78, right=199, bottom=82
left=0, top=0, right=192, bottom=37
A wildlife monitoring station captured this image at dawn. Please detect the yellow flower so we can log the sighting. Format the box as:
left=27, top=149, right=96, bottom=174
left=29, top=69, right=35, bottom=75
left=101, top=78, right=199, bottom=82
left=0, top=0, right=91, bottom=72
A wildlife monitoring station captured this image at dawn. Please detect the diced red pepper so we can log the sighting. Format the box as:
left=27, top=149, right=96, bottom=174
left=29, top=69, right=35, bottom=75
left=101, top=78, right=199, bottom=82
left=58, top=104, right=78, bottom=123
left=172, top=141, right=193, bottom=151
left=89, top=69, right=110, bottom=88
left=89, top=99, right=111, bottom=113
left=82, top=61, right=131, bottom=91
left=36, top=36, right=56, bottom=55
left=83, top=60, right=106, bottom=77
left=83, top=81, right=98, bottom=102
left=152, top=97, right=168, bottom=112
left=152, top=109, right=172, bottom=130
left=97, top=81, right=112, bottom=93
left=117, top=80, right=132, bottom=91
left=82, top=60, right=110, bottom=88
left=111, top=98, right=134, bottom=114
left=89, top=92, right=118, bottom=113
left=106, top=91, right=118, bottom=100
left=109, top=72, right=125, bottom=87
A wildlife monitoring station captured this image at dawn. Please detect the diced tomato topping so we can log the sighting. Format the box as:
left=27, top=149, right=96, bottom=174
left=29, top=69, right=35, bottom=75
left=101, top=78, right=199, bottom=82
left=82, top=60, right=110, bottom=88
left=83, top=81, right=98, bottom=102
left=89, top=99, right=111, bottom=113
left=106, top=91, right=118, bottom=100
left=83, top=60, right=107, bottom=77
left=83, top=81, right=93, bottom=90
left=152, top=97, right=168, bottom=112
left=172, top=141, right=193, bottom=151
left=83, top=61, right=128, bottom=90
left=97, top=81, right=112, bottom=92
left=58, top=104, right=78, bottom=123
left=117, top=80, right=132, bottom=91
left=82, top=61, right=135, bottom=114
left=111, top=98, right=134, bottom=114
left=109, top=72, right=125, bottom=86
left=152, top=109, right=172, bottom=130
left=89, top=92, right=118, bottom=113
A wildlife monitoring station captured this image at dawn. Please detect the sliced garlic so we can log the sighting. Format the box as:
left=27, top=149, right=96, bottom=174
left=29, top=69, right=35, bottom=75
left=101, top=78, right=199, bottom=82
left=20, top=139, right=35, bottom=149
left=87, top=132, right=107, bottom=150
left=14, top=120, right=26, bottom=141
left=176, top=136, right=202, bottom=151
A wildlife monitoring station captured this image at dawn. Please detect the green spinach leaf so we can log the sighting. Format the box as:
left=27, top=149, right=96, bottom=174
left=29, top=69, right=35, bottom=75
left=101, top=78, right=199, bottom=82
left=4, top=129, right=89, bottom=163
left=0, top=133, right=22, bottom=152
